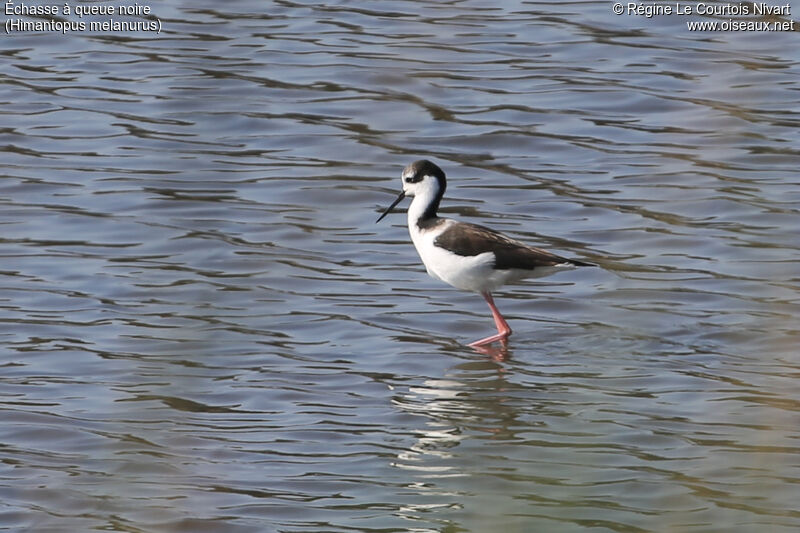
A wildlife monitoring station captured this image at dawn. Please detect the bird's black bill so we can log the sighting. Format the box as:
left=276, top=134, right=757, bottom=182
left=376, top=191, right=405, bottom=223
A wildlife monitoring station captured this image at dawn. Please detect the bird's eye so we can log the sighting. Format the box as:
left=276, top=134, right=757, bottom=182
left=405, top=174, right=423, bottom=184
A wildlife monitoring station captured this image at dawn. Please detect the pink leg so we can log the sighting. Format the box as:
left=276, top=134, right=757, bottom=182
left=468, top=292, right=512, bottom=347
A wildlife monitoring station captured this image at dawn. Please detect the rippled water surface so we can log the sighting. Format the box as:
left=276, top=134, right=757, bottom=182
left=2, top=1, right=800, bottom=532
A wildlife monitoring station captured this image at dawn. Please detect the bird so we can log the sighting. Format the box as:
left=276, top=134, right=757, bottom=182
left=376, top=159, right=594, bottom=347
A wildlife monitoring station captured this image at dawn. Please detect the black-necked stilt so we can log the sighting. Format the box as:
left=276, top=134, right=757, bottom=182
left=377, top=160, right=594, bottom=347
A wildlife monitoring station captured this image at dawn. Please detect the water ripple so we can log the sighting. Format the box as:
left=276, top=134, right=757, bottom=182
left=2, top=1, right=799, bottom=531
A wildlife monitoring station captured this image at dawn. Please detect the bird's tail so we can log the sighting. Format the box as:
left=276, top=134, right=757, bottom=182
left=567, top=258, right=595, bottom=267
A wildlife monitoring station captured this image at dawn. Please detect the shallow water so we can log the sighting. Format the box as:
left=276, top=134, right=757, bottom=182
left=2, top=1, right=799, bottom=532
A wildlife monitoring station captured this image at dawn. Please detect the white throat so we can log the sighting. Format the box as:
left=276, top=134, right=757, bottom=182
left=406, top=182, right=441, bottom=229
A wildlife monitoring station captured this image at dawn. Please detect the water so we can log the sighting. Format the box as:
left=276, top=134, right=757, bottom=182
left=2, top=1, right=799, bottom=531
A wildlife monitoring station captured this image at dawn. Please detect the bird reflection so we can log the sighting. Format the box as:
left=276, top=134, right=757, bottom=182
left=470, top=341, right=511, bottom=362
left=391, top=358, right=518, bottom=476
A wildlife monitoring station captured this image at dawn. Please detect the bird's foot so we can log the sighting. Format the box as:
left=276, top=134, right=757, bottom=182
left=467, top=331, right=510, bottom=348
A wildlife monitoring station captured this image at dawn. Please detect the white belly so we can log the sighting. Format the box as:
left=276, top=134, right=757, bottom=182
left=410, top=221, right=511, bottom=292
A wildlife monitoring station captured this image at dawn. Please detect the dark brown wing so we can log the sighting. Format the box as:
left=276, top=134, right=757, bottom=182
left=434, top=222, right=590, bottom=270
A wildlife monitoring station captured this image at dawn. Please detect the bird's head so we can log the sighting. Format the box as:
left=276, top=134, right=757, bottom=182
left=376, top=160, right=446, bottom=222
